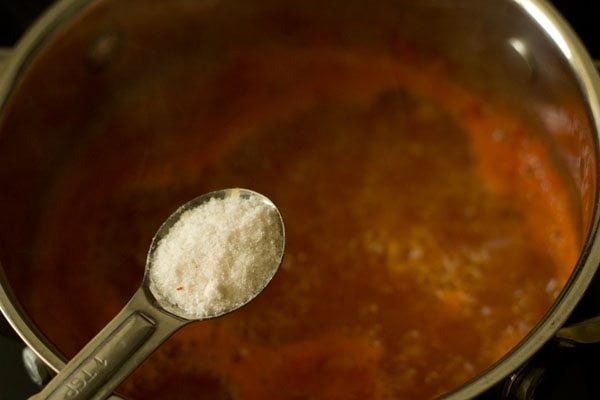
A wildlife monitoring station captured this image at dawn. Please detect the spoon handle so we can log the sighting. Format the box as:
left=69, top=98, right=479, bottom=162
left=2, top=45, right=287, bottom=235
left=29, top=288, right=186, bottom=400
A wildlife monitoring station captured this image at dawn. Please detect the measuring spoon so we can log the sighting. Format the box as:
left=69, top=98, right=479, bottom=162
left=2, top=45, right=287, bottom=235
left=29, top=188, right=285, bottom=400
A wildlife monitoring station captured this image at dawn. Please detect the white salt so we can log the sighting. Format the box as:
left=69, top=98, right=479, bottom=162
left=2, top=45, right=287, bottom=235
left=148, top=195, right=282, bottom=319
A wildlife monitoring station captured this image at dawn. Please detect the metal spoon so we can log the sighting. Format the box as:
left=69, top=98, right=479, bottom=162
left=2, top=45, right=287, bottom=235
left=29, top=188, right=285, bottom=400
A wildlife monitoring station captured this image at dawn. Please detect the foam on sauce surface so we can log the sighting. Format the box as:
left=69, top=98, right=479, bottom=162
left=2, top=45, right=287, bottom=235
left=25, top=46, right=578, bottom=399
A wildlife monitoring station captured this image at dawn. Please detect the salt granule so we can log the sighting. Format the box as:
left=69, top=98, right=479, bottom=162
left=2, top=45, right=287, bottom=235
left=149, top=195, right=281, bottom=319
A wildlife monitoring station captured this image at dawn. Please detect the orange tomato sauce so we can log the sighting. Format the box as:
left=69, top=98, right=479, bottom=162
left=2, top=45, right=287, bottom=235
left=24, top=44, right=578, bottom=399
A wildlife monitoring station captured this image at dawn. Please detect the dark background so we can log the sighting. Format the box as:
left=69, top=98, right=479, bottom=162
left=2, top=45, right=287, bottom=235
left=0, top=1, right=599, bottom=399
left=0, top=0, right=599, bottom=57
left=0, top=0, right=598, bottom=58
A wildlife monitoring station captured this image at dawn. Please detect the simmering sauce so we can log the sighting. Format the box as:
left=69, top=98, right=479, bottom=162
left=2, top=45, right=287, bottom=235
left=23, top=44, right=578, bottom=399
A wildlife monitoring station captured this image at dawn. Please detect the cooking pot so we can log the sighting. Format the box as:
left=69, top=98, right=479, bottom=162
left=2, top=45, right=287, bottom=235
left=1, top=0, right=600, bottom=399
